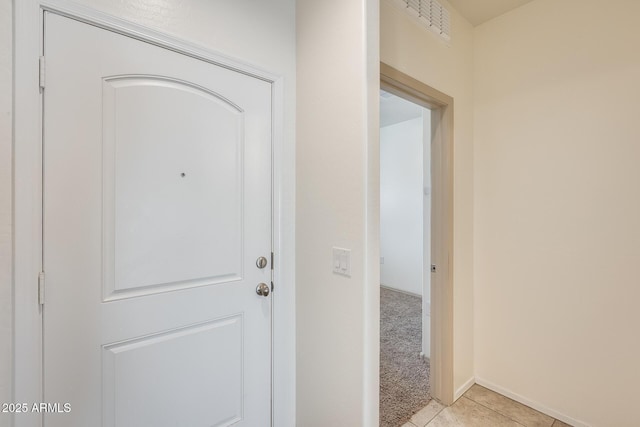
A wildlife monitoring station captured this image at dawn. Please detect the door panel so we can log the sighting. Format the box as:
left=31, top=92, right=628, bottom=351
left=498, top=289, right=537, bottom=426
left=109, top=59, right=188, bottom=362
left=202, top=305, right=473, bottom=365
left=43, top=13, right=272, bottom=427
left=103, top=316, right=243, bottom=427
left=102, top=75, right=244, bottom=299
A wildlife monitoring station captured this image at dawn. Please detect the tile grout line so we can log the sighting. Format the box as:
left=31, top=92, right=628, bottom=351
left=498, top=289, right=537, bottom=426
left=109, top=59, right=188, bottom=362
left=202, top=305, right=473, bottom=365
left=421, top=403, right=447, bottom=427
left=457, top=396, right=529, bottom=427
left=463, top=388, right=559, bottom=426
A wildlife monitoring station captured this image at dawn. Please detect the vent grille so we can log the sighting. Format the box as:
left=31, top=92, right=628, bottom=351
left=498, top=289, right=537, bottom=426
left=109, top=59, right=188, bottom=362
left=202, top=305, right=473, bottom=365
left=393, top=0, right=451, bottom=41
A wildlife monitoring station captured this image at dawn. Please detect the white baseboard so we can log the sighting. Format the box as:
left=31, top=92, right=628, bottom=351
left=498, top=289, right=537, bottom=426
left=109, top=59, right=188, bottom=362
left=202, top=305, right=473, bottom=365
left=380, top=284, right=421, bottom=298
left=454, top=376, right=475, bottom=401
left=475, top=377, right=591, bottom=427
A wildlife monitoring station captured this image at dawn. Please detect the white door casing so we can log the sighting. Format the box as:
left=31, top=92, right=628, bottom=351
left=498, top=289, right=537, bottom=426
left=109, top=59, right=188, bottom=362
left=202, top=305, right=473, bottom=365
left=43, top=12, right=272, bottom=426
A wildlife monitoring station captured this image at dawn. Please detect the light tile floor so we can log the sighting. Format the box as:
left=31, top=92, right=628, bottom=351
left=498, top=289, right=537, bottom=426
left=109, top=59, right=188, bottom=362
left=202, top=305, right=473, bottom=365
left=401, top=385, right=573, bottom=427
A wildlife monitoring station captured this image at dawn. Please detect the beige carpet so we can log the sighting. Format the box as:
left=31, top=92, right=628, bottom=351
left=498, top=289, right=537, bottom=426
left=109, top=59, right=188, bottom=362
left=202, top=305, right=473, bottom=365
left=380, top=287, right=430, bottom=427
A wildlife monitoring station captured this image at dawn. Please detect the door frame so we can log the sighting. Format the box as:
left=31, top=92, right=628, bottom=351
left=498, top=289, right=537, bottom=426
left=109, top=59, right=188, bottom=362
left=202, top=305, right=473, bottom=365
left=13, top=2, right=295, bottom=426
left=380, top=62, right=455, bottom=405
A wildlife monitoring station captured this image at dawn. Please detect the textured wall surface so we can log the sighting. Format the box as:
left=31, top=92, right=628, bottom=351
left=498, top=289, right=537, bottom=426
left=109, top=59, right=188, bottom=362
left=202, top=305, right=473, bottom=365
left=474, top=0, right=640, bottom=425
left=380, top=117, right=427, bottom=296
left=296, top=0, right=379, bottom=425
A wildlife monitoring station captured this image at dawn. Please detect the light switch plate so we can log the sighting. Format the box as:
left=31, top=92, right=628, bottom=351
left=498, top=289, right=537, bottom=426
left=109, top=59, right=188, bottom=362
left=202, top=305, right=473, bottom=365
left=332, top=247, right=351, bottom=277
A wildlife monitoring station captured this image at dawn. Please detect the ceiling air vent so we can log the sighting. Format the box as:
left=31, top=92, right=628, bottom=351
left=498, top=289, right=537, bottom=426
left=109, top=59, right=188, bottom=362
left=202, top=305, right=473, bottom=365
left=393, top=0, right=451, bottom=41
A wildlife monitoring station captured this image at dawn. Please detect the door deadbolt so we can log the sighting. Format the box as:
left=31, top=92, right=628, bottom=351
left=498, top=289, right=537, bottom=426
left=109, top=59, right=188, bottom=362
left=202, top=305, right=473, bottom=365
left=256, top=283, right=270, bottom=297
left=256, top=256, right=268, bottom=269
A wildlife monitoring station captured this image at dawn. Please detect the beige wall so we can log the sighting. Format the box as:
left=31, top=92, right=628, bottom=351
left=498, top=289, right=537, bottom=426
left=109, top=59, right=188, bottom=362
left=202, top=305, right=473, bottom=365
left=380, top=0, right=476, bottom=396
left=296, top=0, right=379, bottom=425
left=474, top=0, right=640, bottom=425
left=0, top=0, right=12, bottom=426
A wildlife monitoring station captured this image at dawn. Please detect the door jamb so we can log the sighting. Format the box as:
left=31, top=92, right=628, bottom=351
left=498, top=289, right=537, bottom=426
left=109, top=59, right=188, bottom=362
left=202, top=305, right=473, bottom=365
left=13, top=2, right=295, bottom=426
left=380, top=62, right=455, bottom=405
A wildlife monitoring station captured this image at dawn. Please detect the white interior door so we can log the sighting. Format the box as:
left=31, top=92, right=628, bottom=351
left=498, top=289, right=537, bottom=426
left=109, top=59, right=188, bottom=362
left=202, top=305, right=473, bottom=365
left=43, top=12, right=272, bottom=427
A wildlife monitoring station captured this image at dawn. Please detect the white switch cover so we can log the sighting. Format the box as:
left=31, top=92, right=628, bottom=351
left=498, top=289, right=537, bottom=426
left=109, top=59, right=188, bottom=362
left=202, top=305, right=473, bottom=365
left=332, top=247, right=351, bottom=277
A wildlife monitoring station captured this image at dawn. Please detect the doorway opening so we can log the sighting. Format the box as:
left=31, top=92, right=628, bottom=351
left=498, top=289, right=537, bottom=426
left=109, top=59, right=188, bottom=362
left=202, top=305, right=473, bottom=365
left=379, top=89, right=432, bottom=427
left=378, top=63, right=455, bottom=424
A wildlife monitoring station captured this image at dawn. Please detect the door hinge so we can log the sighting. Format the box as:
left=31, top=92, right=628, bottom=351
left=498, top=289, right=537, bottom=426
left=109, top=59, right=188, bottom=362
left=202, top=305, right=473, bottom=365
left=38, top=271, right=45, bottom=305
left=39, top=56, right=45, bottom=89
